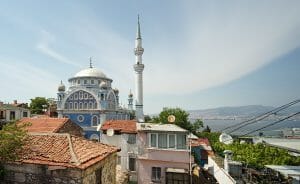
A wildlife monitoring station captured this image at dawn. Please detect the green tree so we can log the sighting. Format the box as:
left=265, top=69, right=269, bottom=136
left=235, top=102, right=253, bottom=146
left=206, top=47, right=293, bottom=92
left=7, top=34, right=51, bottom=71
left=30, top=97, right=49, bottom=114
left=0, top=121, right=29, bottom=178
left=152, top=107, right=203, bottom=133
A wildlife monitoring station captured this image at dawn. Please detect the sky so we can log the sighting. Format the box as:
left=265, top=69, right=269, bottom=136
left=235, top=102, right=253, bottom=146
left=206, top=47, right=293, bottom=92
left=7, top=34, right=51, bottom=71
left=0, top=1, right=300, bottom=114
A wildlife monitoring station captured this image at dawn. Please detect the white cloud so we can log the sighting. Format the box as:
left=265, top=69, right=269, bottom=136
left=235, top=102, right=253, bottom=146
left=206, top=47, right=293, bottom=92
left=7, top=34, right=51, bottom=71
left=36, top=30, right=81, bottom=67
left=0, top=57, right=59, bottom=102
left=143, top=1, right=300, bottom=95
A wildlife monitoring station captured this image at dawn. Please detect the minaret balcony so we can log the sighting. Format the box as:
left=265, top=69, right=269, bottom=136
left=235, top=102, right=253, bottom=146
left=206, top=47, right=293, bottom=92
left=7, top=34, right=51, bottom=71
left=134, top=47, right=144, bottom=55
left=134, top=64, right=144, bottom=72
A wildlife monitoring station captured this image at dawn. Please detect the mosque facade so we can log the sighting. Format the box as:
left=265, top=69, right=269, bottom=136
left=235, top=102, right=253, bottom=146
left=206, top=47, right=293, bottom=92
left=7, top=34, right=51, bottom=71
left=56, top=18, right=145, bottom=140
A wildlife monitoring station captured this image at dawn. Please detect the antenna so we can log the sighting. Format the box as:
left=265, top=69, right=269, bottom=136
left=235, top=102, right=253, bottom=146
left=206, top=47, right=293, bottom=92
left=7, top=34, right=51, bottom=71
left=107, top=128, right=115, bottom=136
left=219, top=133, right=233, bottom=145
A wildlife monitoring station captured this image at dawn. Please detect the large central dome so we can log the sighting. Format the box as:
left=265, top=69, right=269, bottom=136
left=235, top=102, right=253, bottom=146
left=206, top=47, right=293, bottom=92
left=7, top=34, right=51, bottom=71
left=74, top=67, right=107, bottom=78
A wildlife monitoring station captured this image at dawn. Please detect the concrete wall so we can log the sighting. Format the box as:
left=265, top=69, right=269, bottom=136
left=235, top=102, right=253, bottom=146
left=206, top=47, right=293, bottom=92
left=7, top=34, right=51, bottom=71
left=137, top=131, right=191, bottom=184
left=101, top=133, right=138, bottom=171
left=207, top=156, right=236, bottom=184
left=137, top=159, right=189, bottom=184
left=2, top=153, right=117, bottom=184
left=1, top=109, right=30, bottom=121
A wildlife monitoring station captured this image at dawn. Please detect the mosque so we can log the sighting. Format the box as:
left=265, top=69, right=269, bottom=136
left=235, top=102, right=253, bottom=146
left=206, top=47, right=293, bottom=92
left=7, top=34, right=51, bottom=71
left=56, top=18, right=145, bottom=140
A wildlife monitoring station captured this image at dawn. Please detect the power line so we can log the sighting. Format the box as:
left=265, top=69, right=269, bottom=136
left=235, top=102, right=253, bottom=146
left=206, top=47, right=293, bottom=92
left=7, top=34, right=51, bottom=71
left=221, top=99, right=300, bottom=134
left=239, top=112, right=300, bottom=137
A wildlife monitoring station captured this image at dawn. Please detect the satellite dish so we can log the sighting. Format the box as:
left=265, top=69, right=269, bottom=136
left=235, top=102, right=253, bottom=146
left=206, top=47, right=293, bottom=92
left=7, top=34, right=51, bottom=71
left=167, top=115, right=176, bottom=123
left=219, top=133, right=233, bottom=145
left=107, top=128, right=115, bottom=136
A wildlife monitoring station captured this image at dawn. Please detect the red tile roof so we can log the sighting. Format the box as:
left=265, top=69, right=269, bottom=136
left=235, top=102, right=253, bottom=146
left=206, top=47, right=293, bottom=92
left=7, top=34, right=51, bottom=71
left=101, top=120, right=137, bottom=134
left=191, top=138, right=211, bottom=147
left=18, top=117, right=69, bottom=133
left=18, top=133, right=119, bottom=169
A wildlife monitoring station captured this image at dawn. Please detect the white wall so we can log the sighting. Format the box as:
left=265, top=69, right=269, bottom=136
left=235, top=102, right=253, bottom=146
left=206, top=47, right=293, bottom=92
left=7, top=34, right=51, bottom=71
left=101, top=133, right=138, bottom=171
left=207, top=156, right=236, bottom=184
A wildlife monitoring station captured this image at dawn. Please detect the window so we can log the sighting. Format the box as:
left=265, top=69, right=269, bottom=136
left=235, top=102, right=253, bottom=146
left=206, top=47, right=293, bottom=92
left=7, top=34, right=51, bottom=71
left=94, top=102, right=97, bottom=109
left=92, top=116, right=98, bottom=126
left=95, top=167, right=102, bottom=184
left=77, top=80, right=80, bottom=84
left=151, top=167, right=161, bottom=182
left=79, top=91, right=83, bottom=99
left=74, top=94, right=78, bottom=100
left=158, top=134, right=167, bottom=148
left=69, top=102, right=73, bottom=109
left=10, top=111, right=15, bottom=120
left=84, top=93, right=88, bottom=99
left=74, top=102, right=78, bottom=109
left=127, top=134, right=136, bottom=144
left=84, top=102, right=88, bottom=109
left=84, top=80, right=87, bottom=84
left=150, top=134, right=157, bottom=147
left=89, top=102, right=93, bottom=109
left=168, top=134, right=175, bottom=148
left=23, top=111, right=28, bottom=117
left=129, top=157, right=136, bottom=171
left=79, top=102, right=83, bottom=109
left=177, top=134, right=187, bottom=149
left=117, top=156, right=121, bottom=165
left=77, top=115, right=84, bottom=122
left=91, top=80, right=94, bottom=84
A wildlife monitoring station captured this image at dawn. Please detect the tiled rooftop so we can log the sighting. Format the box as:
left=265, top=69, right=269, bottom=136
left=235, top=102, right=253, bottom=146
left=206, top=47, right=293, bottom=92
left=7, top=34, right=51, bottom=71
left=19, top=133, right=119, bottom=169
left=101, top=120, right=137, bottom=134
left=18, top=117, right=69, bottom=133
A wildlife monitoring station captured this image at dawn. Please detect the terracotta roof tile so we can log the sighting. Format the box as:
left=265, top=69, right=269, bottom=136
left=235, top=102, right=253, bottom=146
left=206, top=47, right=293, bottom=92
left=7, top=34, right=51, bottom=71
left=101, top=120, right=137, bottom=134
left=18, top=117, right=69, bottom=133
left=18, top=133, right=119, bottom=169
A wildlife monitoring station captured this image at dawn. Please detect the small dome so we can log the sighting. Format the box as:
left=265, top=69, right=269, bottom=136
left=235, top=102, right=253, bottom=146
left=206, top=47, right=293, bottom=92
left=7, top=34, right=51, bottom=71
left=74, top=68, right=106, bottom=78
left=128, top=91, right=133, bottom=98
left=113, top=88, right=119, bottom=94
left=58, top=81, right=65, bottom=92
left=100, top=81, right=108, bottom=89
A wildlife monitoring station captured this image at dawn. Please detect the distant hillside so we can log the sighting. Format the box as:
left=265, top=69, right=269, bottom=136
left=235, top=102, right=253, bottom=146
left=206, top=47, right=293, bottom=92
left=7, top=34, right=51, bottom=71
left=188, top=105, right=300, bottom=120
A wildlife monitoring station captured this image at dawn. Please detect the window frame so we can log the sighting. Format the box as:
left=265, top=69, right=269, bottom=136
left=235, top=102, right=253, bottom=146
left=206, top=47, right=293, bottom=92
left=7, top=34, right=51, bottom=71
left=151, top=167, right=161, bottom=182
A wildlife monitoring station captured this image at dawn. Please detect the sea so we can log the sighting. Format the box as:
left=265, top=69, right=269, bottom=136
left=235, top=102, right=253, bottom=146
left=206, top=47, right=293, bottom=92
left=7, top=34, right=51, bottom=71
left=191, top=119, right=300, bottom=137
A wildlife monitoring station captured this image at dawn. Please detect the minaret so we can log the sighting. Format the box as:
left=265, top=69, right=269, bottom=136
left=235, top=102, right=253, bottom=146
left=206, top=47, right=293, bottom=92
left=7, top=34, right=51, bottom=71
left=128, top=90, right=133, bottom=111
left=134, top=15, right=145, bottom=122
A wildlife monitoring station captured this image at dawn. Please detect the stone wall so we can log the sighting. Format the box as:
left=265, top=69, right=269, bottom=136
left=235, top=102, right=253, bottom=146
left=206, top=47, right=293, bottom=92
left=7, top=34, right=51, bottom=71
left=58, top=119, right=83, bottom=137
left=1, top=163, right=82, bottom=184
left=1, top=153, right=118, bottom=184
left=82, top=153, right=117, bottom=184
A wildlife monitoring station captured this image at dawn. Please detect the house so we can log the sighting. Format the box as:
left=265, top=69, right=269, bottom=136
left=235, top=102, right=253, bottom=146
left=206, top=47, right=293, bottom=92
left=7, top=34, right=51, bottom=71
left=2, top=133, right=119, bottom=184
left=136, top=123, right=192, bottom=184
left=190, top=138, right=214, bottom=167
left=100, top=120, right=138, bottom=182
left=0, top=102, right=30, bottom=124
left=18, top=117, right=83, bottom=137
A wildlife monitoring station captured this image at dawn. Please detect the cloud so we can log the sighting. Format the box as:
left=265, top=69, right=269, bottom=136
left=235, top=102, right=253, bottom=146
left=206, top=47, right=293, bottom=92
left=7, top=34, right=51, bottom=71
left=36, top=30, right=81, bottom=67
left=143, top=1, right=300, bottom=95
left=0, top=57, right=59, bottom=102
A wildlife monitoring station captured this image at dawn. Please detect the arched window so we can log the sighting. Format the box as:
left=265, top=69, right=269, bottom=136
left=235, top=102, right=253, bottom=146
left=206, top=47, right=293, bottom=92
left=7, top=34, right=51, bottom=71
left=84, top=102, right=88, bottom=109
left=69, top=102, right=73, bottom=109
left=74, top=102, right=78, bottom=109
left=94, top=102, right=97, bottom=109
left=92, top=116, right=98, bottom=126
left=89, top=102, right=93, bottom=109
left=79, top=102, right=83, bottom=109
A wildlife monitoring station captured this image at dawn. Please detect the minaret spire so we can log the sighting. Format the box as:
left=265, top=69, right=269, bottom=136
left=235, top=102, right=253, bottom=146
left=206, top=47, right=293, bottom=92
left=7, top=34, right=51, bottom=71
left=136, top=14, right=141, bottom=39
left=134, top=15, right=145, bottom=122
